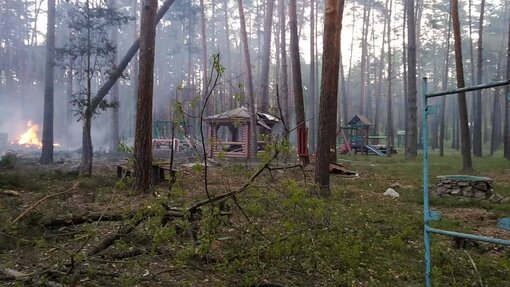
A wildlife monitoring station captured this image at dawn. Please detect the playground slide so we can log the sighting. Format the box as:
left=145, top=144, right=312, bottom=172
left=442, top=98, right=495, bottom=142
left=364, top=145, right=385, bottom=157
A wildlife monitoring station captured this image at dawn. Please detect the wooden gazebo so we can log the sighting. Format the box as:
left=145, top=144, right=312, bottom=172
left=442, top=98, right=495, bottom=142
left=205, top=107, right=279, bottom=159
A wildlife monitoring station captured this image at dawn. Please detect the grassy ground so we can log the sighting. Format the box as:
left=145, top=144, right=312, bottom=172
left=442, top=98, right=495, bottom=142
left=0, top=151, right=509, bottom=286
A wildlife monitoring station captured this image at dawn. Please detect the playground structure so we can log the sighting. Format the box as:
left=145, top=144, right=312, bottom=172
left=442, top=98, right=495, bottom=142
left=205, top=107, right=279, bottom=159
left=421, top=77, right=510, bottom=286
left=337, top=115, right=395, bottom=156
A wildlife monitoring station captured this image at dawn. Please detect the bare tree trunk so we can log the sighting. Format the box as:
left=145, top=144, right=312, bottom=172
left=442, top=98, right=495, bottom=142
left=259, top=0, right=275, bottom=113
left=131, top=0, right=139, bottom=137
left=134, top=0, right=157, bottom=192
left=439, top=11, right=452, bottom=157
left=110, top=0, right=120, bottom=152
left=289, top=0, right=308, bottom=165
left=505, top=6, right=510, bottom=160
left=237, top=0, right=257, bottom=158
left=452, top=0, right=473, bottom=171
left=40, top=0, right=55, bottom=164
left=278, top=0, right=289, bottom=129
left=309, top=0, right=316, bottom=152
left=402, top=0, right=408, bottom=150
left=386, top=0, right=393, bottom=157
left=359, top=1, right=371, bottom=115
left=490, top=57, right=504, bottom=155
left=80, top=0, right=93, bottom=175
left=405, top=0, right=417, bottom=159
left=199, top=0, right=209, bottom=114
left=473, top=0, right=485, bottom=157
left=315, top=0, right=344, bottom=197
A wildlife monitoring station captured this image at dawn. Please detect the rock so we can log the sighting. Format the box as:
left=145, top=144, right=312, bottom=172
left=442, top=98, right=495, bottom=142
left=390, top=182, right=401, bottom=189
left=457, top=181, right=469, bottom=187
left=383, top=188, right=400, bottom=198
left=489, top=194, right=505, bottom=203
left=501, top=197, right=510, bottom=204
left=473, top=191, right=486, bottom=199
left=436, top=186, right=447, bottom=195
left=473, top=182, right=488, bottom=191
left=451, top=188, right=462, bottom=196
left=463, top=189, right=474, bottom=197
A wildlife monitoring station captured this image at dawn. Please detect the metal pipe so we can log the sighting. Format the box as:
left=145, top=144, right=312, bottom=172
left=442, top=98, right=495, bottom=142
left=422, top=77, right=431, bottom=287
left=428, top=227, right=510, bottom=246
left=426, top=79, right=510, bottom=98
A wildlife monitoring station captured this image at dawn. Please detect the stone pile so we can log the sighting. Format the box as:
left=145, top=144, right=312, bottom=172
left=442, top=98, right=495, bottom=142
left=435, top=175, right=494, bottom=199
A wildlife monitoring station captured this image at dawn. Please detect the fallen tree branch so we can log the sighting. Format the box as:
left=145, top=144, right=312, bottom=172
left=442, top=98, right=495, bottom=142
left=186, top=152, right=278, bottom=214
left=0, top=190, right=20, bottom=197
left=11, top=181, right=80, bottom=225
left=86, top=218, right=143, bottom=257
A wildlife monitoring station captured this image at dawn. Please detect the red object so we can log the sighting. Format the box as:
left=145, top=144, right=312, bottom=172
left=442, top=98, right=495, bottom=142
left=297, top=127, right=308, bottom=156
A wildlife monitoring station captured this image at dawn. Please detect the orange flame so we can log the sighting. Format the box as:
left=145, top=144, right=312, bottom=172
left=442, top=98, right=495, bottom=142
left=16, top=121, right=42, bottom=148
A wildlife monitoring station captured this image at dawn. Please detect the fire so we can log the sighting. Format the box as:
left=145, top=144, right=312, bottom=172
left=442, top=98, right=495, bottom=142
left=15, top=121, right=42, bottom=148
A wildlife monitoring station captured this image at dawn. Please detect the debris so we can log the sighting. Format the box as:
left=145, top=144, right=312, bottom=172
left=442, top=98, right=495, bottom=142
left=328, top=161, right=358, bottom=177
left=383, top=188, right=399, bottom=198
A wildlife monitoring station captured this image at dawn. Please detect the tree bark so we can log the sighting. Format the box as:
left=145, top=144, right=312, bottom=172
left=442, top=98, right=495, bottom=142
left=278, top=0, right=289, bottom=129
left=309, top=0, right=316, bottom=152
left=505, top=6, right=510, bottom=160
left=359, top=1, right=371, bottom=115
left=315, top=0, right=344, bottom=196
left=405, top=0, right=417, bottom=160
left=386, top=0, right=393, bottom=157
left=131, top=0, right=139, bottom=137
left=110, top=0, right=120, bottom=152
left=452, top=0, right=473, bottom=171
left=199, top=0, right=209, bottom=114
left=134, top=0, right=157, bottom=192
left=259, top=0, right=275, bottom=113
left=439, top=11, right=452, bottom=157
left=237, top=0, right=257, bottom=159
left=473, top=0, right=485, bottom=157
left=289, top=0, right=308, bottom=165
left=40, top=0, right=55, bottom=164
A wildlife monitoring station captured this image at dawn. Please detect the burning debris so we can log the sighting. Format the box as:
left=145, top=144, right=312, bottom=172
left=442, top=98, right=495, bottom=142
left=14, top=121, right=42, bottom=148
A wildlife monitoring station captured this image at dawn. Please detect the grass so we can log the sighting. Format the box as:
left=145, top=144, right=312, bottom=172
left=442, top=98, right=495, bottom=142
left=0, top=152, right=509, bottom=286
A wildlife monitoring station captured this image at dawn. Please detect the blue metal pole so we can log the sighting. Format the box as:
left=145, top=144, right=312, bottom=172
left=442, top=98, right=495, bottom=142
left=422, top=77, right=431, bottom=287
left=428, top=227, right=510, bottom=245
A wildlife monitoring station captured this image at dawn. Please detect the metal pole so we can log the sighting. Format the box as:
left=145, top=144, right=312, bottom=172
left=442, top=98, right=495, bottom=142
left=422, top=77, right=431, bottom=287
left=426, top=79, right=510, bottom=98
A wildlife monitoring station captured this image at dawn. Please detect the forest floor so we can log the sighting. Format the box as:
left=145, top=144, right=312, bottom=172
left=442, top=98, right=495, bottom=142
left=0, top=150, right=509, bottom=286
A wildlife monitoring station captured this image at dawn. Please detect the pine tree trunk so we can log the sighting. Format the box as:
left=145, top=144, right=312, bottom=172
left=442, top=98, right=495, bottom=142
left=359, top=1, right=371, bottom=115
left=405, top=0, right=417, bottom=159
left=40, top=0, right=55, bottom=164
left=289, top=0, right=308, bottom=165
left=278, top=0, right=289, bottom=129
left=131, top=0, right=139, bottom=137
left=473, top=0, right=485, bottom=156
left=199, top=0, right=209, bottom=114
left=134, top=0, right=157, bottom=192
left=386, top=0, right=393, bottom=157
left=110, top=0, right=120, bottom=152
left=237, top=0, right=257, bottom=159
left=452, top=0, right=473, bottom=170
left=309, top=0, right=316, bottom=152
left=259, top=0, right=275, bottom=113
left=504, top=7, right=510, bottom=160
left=315, top=0, right=344, bottom=196
left=439, top=11, right=451, bottom=157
